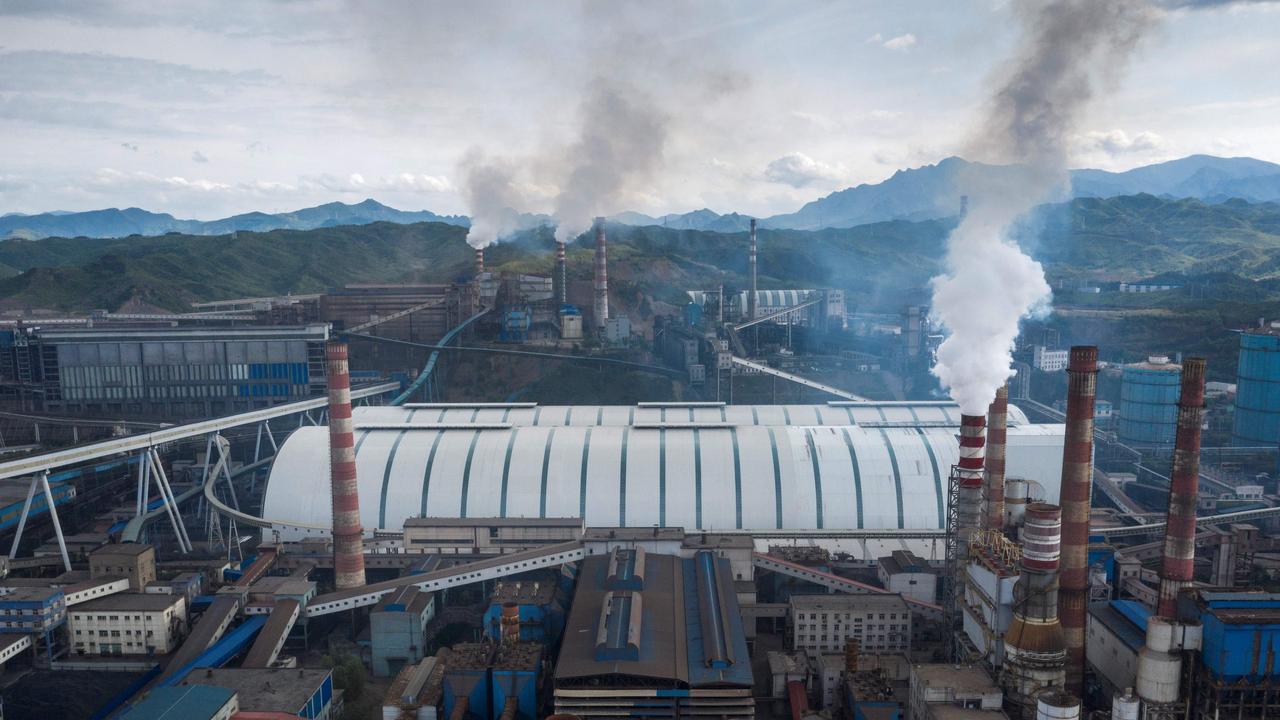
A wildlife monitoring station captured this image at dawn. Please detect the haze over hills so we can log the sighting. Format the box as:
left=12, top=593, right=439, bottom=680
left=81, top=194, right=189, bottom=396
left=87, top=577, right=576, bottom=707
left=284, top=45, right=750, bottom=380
left=0, top=198, right=468, bottom=241
left=5, top=155, right=1280, bottom=241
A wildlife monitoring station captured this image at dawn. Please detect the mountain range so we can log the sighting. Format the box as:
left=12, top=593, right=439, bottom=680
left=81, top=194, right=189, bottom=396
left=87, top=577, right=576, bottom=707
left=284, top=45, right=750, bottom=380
left=5, top=155, right=1280, bottom=241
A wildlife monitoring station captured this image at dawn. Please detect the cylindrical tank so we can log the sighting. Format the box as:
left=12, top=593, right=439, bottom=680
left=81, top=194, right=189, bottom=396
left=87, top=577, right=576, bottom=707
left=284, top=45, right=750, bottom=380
left=1035, top=691, right=1080, bottom=720
left=1006, top=478, right=1029, bottom=530
left=1233, top=327, right=1280, bottom=446
left=1118, top=358, right=1181, bottom=447
left=1022, top=503, right=1062, bottom=570
left=1136, top=617, right=1184, bottom=705
left=1112, top=688, right=1140, bottom=720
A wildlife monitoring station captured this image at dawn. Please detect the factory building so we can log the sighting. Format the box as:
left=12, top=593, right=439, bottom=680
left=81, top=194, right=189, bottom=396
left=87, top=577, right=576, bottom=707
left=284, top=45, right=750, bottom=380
left=179, top=667, right=338, bottom=720
left=121, top=685, right=239, bottom=720
left=2, top=324, right=329, bottom=418
left=69, top=592, right=187, bottom=656
left=877, top=550, right=938, bottom=605
left=370, top=586, right=436, bottom=678
left=790, top=594, right=912, bottom=655
left=402, top=517, right=581, bottom=556
left=0, top=587, right=66, bottom=635
left=553, top=548, right=753, bottom=717
left=261, top=403, right=1065, bottom=539
left=1086, top=600, right=1148, bottom=697
left=90, top=543, right=157, bottom=591
left=1117, top=357, right=1181, bottom=447
left=907, top=664, right=1004, bottom=720
left=1233, top=323, right=1280, bottom=446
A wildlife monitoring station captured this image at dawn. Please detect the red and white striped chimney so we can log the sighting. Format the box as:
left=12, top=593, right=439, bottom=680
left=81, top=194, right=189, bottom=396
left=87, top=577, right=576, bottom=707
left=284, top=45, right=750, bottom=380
left=593, top=216, right=609, bottom=330
left=1157, top=357, right=1206, bottom=617
left=555, top=241, right=567, bottom=305
left=474, top=246, right=485, bottom=277
left=1058, top=346, right=1098, bottom=696
left=326, top=341, right=366, bottom=590
left=957, top=413, right=987, bottom=534
left=984, top=384, right=1009, bottom=531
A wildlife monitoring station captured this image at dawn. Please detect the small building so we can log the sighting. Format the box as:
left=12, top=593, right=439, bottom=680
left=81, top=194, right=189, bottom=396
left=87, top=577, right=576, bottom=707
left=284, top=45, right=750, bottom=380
left=1085, top=600, right=1147, bottom=697
left=790, top=594, right=912, bottom=656
left=768, top=651, right=808, bottom=700
left=560, top=305, right=584, bottom=340
left=816, top=652, right=849, bottom=710
left=1032, top=346, right=1070, bottom=372
left=69, top=592, right=187, bottom=656
left=402, top=517, right=581, bottom=556
left=90, top=543, right=157, bottom=591
left=907, top=664, right=1003, bottom=720
left=877, top=551, right=937, bottom=605
left=180, top=667, right=337, bottom=720
left=371, top=586, right=435, bottom=677
left=0, top=587, right=66, bottom=635
left=122, top=685, right=238, bottom=720
left=604, top=315, right=632, bottom=344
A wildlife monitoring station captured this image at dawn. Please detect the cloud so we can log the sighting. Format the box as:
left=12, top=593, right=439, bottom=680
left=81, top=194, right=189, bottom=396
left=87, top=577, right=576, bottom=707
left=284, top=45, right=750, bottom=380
left=1076, top=129, right=1166, bottom=155
left=882, top=33, right=918, bottom=51
left=0, top=174, right=28, bottom=193
left=85, top=168, right=231, bottom=193
left=763, top=152, right=847, bottom=188
left=120, top=142, right=138, bottom=152
left=245, top=141, right=267, bottom=155
left=299, top=172, right=454, bottom=194
left=192, top=150, right=209, bottom=163
left=0, top=50, right=272, bottom=102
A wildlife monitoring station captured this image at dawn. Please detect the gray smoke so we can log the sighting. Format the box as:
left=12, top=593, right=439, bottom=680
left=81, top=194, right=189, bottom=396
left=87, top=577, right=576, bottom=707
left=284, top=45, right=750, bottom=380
left=458, top=149, right=527, bottom=250
left=931, top=0, right=1157, bottom=414
left=552, top=78, right=669, bottom=243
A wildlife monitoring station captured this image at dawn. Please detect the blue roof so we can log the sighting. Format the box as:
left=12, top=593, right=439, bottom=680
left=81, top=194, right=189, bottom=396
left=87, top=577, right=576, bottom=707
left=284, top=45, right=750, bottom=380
left=1112, top=600, right=1152, bottom=631
left=682, top=552, right=752, bottom=687
left=1089, top=601, right=1148, bottom=653
left=123, top=685, right=235, bottom=720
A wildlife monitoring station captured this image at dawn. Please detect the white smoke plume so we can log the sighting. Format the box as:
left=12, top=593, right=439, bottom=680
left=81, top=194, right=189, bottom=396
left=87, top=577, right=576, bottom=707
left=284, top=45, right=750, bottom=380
left=458, top=149, right=527, bottom=250
left=552, top=78, right=669, bottom=243
left=930, top=0, right=1157, bottom=415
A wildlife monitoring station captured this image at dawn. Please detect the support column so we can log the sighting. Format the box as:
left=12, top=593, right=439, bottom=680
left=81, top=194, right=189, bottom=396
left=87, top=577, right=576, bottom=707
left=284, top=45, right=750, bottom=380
left=38, top=472, right=71, bottom=573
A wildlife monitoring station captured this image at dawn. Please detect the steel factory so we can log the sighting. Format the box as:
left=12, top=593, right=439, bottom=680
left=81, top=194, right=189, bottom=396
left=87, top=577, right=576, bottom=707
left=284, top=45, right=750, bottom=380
left=0, top=218, right=1277, bottom=720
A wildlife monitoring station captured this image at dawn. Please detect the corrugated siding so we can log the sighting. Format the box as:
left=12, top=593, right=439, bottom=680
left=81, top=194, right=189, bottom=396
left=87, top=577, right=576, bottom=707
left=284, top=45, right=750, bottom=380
left=264, top=421, right=1064, bottom=538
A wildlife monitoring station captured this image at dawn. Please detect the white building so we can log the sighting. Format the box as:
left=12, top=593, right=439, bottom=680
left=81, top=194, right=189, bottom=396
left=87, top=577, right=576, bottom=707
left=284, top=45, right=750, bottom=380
left=877, top=550, right=937, bottom=605
left=69, top=592, right=187, bottom=656
left=790, top=594, right=911, bottom=655
left=1032, top=346, right=1070, bottom=372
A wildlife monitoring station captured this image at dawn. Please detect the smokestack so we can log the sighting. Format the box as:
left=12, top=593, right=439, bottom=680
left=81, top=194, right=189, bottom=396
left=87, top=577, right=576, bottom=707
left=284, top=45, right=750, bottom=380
left=1058, top=346, right=1098, bottom=696
left=748, top=218, right=758, bottom=321
left=957, top=414, right=986, bottom=535
left=1157, top=357, right=1206, bottom=617
left=984, top=384, right=1009, bottom=531
left=325, top=341, right=366, bottom=590
left=1003, top=503, right=1067, bottom=719
left=593, top=216, right=608, bottom=330
left=474, top=246, right=485, bottom=277
left=555, top=241, right=567, bottom=305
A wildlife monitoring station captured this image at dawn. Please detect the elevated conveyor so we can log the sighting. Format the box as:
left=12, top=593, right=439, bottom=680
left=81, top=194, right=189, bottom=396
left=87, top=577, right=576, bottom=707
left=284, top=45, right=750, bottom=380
left=156, top=595, right=241, bottom=684
left=730, top=356, right=867, bottom=401
left=241, top=599, right=300, bottom=668
left=752, top=551, right=945, bottom=622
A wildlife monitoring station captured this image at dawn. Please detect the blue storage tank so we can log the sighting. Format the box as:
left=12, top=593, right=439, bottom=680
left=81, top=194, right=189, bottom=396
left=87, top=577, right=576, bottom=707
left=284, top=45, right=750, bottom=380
left=1118, top=357, right=1181, bottom=447
left=1234, top=328, right=1280, bottom=447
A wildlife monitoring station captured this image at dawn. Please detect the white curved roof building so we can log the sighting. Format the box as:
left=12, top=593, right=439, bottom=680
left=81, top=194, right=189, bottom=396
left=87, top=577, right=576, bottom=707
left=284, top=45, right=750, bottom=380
left=261, top=403, right=1063, bottom=539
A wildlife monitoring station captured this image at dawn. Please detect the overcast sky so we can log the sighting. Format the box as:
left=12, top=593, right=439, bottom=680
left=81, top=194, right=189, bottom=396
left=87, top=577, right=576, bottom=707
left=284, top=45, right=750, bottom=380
left=0, top=0, right=1277, bottom=220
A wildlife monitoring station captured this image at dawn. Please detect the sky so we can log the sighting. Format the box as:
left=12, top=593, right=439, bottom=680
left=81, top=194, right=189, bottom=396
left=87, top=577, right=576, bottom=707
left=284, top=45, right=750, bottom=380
left=0, top=0, right=1277, bottom=220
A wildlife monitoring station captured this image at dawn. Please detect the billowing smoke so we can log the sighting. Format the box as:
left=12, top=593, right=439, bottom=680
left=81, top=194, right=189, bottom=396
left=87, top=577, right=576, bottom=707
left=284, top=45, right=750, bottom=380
left=459, top=149, right=526, bottom=250
left=552, top=79, right=669, bottom=243
left=930, top=0, right=1156, bottom=414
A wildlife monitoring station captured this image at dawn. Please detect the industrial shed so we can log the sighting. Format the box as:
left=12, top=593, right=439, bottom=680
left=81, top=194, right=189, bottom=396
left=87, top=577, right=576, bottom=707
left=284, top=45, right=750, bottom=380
left=260, top=403, right=1064, bottom=539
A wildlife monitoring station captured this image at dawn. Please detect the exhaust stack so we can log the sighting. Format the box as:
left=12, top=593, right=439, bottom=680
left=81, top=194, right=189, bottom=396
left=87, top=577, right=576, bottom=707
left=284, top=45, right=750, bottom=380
left=748, top=218, right=758, bottom=321
left=1003, top=503, right=1067, bottom=718
left=1058, top=346, right=1098, bottom=696
left=1157, top=357, right=1206, bottom=617
left=474, top=246, right=485, bottom=277
left=555, top=241, right=567, bottom=305
left=593, top=217, right=608, bottom=330
left=984, top=384, right=1009, bottom=531
left=957, top=413, right=986, bottom=537
left=325, top=341, right=366, bottom=590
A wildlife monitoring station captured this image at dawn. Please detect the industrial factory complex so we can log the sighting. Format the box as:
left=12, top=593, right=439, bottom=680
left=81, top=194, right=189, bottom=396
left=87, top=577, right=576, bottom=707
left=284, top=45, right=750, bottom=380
left=0, top=219, right=1278, bottom=720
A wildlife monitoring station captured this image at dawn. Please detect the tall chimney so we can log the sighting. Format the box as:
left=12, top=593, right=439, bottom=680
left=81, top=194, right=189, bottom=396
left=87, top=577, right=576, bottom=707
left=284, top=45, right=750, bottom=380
left=593, top=217, right=608, bottom=330
left=748, top=218, right=758, bottom=321
left=1058, top=346, right=1098, bottom=696
left=326, top=341, right=366, bottom=590
left=1003, top=503, right=1067, bottom=719
left=1157, top=357, right=1206, bottom=617
left=555, top=241, right=567, bottom=305
left=474, top=246, right=485, bottom=277
left=984, top=384, right=1009, bottom=531
left=957, top=413, right=987, bottom=535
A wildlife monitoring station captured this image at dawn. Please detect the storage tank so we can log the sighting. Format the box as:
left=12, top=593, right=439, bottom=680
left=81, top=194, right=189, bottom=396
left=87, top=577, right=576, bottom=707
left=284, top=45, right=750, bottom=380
left=1117, top=357, right=1180, bottom=447
left=1035, top=691, right=1080, bottom=720
left=1233, top=326, right=1280, bottom=446
left=1112, top=688, right=1140, bottom=720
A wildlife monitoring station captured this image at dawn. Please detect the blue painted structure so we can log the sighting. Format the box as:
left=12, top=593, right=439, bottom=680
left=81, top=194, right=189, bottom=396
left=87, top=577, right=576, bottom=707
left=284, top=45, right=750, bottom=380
left=1118, top=360, right=1181, bottom=447
left=1234, top=330, right=1280, bottom=447
left=1089, top=544, right=1117, bottom=585
left=852, top=701, right=902, bottom=720
left=500, top=307, right=531, bottom=343
left=491, top=644, right=541, bottom=720
left=483, top=571, right=567, bottom=644
left=1196, top=592, right=1280, bottom=680
left=89, top=664, right=163, bottom=720
left=154, top=615, right=268, bottom=689
left=443, top=655, right=490, bottom=720
left=120, top=685, right=236, bottom=720
left=683, top=301, right=702, bottom=327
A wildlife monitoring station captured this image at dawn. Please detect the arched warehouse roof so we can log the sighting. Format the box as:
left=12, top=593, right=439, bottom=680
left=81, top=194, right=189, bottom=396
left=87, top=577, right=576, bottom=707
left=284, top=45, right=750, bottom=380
left=349, top=401, right=1032, bottom=428
left=261, top=416, right=1063, bottom=539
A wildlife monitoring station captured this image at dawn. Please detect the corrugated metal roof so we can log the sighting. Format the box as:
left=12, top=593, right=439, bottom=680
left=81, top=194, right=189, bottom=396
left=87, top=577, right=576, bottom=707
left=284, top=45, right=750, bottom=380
left=261, top=419, right=1064, bottom=537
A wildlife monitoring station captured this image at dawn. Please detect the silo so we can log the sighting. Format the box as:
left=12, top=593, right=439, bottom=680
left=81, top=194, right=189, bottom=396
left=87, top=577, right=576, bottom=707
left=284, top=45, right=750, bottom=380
left=1117, top=357, right=1181, bottom=448
left=1233, top=326, right=1280, bottom=447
